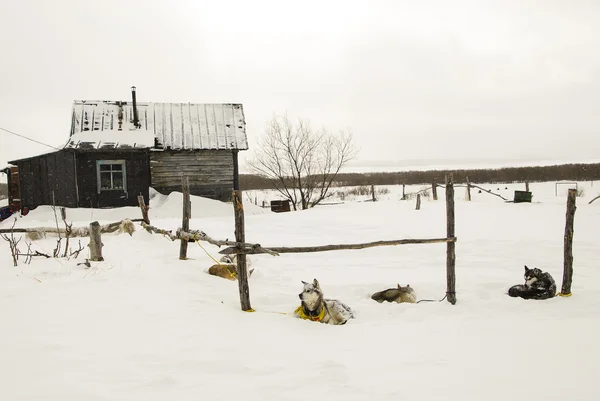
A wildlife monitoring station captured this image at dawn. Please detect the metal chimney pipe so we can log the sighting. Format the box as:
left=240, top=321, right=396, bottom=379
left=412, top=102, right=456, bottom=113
left=131, top=86, right=140, bottom=128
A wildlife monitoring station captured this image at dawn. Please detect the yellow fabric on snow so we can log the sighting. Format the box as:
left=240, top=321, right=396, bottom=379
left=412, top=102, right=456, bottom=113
left=294, top=305, right=325, bottom=322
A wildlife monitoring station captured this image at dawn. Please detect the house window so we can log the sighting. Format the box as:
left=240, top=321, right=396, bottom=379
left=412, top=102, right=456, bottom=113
left=96, top=160, right=127, bottom=193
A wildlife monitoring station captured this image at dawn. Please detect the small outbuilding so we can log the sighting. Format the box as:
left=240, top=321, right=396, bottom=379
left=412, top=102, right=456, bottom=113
left=8, top=87, right=248, bottom=210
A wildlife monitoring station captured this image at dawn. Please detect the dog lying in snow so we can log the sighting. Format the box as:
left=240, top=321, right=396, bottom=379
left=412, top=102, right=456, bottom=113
left=371, top=284, right=417, bottom=304
left=508, top=265, right=557, bottom=300
left=207, top=254, right=254, bottom=281
left=295, top=279, right=355, bottom=325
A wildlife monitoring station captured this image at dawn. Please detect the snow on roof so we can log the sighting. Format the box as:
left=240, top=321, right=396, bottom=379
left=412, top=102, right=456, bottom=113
left=63, top=129, right=155, bottom=150
left=70, top=100, right=248, bottom=151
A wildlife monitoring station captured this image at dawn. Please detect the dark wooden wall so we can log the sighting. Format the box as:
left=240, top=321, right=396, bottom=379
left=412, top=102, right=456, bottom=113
left=150, top=150, right=234, bottom=201
left=14, top=150, right=78, bottom=209
left=76, top=150, right=150, bottom=208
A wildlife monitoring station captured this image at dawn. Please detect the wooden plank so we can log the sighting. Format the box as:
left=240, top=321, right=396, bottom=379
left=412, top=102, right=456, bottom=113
left=232, top=190, right=252, bottom=311
left=151, top=149, right=229, bottom=158
left=46, top=153, right=57, bottom=206
left=64, top=152, right=78, bottom=207
left=151, top=182, right=233, bottom=192
left=181, top=103, right=193, bottom=150
left=466, top=176, right=472, bottom=201
left=151, top=175, right=233, bottom=183
left=39, top=155, right=49, bottom=206
left=197, top=104, right=210, bottom=149
left=54, top=152, right=70, bottom=206
left=150, top=162, right=232, bottom=169
left=150, top=160, right=230, bottom=170
left=150, top=152, right=231, bottom=160
left=171, top=103, right=183, bottom=150
left=149, top=156, right=231, bottom=164
left=561, top=189, right=577, bottom=296
left=179, top=177, right=191, bottom=260
left=29, top=158, right=42, bottom=207
left=188, top=103, right=200, bottom=149
left=233, top=150, right=239, bottom=190
left=138, top=194, right=150, bottom=225
left=445, top=174, right=457, bottom=305
left=223, top=104, right=237, bottom=149
left=150, top=162, right=233, bottom=170
left=153, top=182, right=232, bottom=192
left=205, top=104, right=218, bottom=149
left=154, top=103, right=165, bottom=147
left=89, top=221, right=104, bottom=261
left=150, top=166, right=229, bottom=173
left=102, top=105, right=112, bottom=130
left=216, top=105, right=227, bottom=149
left=151, top=166, right=233, bottom=174
left=146, top=103, right=155, bottom=136
left=92, top=104, right=103, bottom=131
left=220, top=237, right=457, bottom=256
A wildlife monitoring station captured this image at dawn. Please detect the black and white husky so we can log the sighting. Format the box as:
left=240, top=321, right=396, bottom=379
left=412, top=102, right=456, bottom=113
left=508, top=265, right=557, bottom=300
left=295, top=279, right=355, bottom=325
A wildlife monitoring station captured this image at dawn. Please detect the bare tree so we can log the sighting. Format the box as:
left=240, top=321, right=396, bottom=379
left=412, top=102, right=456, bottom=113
left=247, top=114, right=358, bottom=210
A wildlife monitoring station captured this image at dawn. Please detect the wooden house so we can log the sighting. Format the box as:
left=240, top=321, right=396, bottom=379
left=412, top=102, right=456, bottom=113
left=8, top=87, right=248, bottom=210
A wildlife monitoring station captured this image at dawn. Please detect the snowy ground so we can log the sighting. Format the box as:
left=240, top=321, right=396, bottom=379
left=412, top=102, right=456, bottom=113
left=1, top=181, right=599, bottom=400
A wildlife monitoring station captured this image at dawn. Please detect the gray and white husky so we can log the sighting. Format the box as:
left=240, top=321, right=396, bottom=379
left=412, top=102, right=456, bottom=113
left=295, top=279, right=355, bottom=325
left=508, top=265, right=557, bottom=300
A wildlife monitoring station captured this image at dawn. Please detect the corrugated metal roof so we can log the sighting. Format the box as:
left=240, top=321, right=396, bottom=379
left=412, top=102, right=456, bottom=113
left=68, top=100, right=248, bottom=151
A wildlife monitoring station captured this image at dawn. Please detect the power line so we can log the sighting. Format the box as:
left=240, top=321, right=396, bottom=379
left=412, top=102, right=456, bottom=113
left=0, top=127, right=61, bottom=150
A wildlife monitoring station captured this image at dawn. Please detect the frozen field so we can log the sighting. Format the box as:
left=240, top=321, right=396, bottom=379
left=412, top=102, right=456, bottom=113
left=0, top=181, right=599, bottom=401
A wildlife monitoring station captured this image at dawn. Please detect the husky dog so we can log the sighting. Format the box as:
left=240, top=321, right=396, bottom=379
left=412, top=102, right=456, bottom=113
left=208, top=255, right=254, bottom=281
left=219, top=254, right=252, bottom=270
left=295, top=279, right=355, bottom=325
left=118, top=219, right=135, bottom=236
left=508, top=265, right=557, bottom=300
left=371, top=284, right=417, bottom=304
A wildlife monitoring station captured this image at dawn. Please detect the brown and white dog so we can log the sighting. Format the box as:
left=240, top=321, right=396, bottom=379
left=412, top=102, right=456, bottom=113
left=207, top=255, right=254, bottom=281
left=370, top=284, right=417, bottom=304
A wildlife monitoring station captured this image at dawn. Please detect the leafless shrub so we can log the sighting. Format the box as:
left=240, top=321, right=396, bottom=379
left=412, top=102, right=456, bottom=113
left=247, top=114, right=359, bottom=210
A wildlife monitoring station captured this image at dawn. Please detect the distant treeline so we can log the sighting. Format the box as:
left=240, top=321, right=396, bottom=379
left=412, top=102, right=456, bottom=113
left=240, top=163, right=600, bottom=190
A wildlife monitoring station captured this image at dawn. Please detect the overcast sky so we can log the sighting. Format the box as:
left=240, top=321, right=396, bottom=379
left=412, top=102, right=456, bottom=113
left=1, top=0, right=599, bottom=172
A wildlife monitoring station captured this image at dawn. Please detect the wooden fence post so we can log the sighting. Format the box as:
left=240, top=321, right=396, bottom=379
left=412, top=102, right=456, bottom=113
left=561, top=189, right=577, bottom=296
left=432, top=181, right=438, bottom=200
left=179, top=177, right=191, bottom=260
left=525, top=181, right=530, bottom=192
left=402, top=184, right=406, bottom=200
left=415, top=193, right=421, bottom=210
left=137, top=194, right=150, bottom=225
left=233, top=190, right=252, bottom=311
left=371, top=184, right=376, bottom=202
left=466, top=176, right=472, bottom=201
left=445, top=174, right=456, bottom=305
left=89, top=221, right=104, bottom=261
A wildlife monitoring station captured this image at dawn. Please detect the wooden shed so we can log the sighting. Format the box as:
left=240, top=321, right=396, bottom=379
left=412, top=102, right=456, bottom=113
left=8, top=88, right=248, bottom=210
left=8, top=147, right=151, bottom=209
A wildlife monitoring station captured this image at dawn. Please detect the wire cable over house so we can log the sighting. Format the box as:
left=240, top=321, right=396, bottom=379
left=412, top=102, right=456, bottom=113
left=0, top=127, right=60, bottom=150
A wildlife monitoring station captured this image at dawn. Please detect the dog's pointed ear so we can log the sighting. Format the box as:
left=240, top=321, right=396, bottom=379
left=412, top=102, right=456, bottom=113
left=524, top=265, right=529, bottom=272
left=397, top=283, right=401, bottom=289
left=301, top=280, right=308, bottom=285
left=407, top=284, right=410, bottom=288
left=313, top=278, right=320, bottom=289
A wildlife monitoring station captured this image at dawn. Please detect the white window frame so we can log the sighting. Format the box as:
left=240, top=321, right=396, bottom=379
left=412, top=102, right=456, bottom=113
left=96, top=160, right=127, bottom=194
